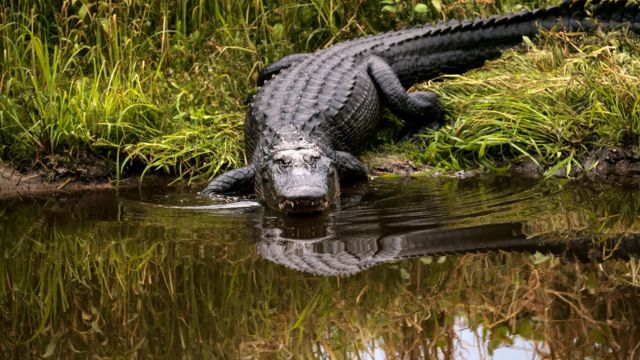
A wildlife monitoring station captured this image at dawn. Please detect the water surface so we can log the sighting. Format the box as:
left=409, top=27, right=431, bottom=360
left=1, top=176, right=639, bottom=358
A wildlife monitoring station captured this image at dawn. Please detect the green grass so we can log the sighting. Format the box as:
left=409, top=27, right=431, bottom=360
left=413, top=30, right=640, bottom=176
left=1, top=0, right=567, bottom=182
left=5, top=0, right=640, bottom=181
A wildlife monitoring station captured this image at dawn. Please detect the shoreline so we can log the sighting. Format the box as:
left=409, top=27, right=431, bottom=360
left=0, top=163, right=163, bottom=200
left=3, top=147, right=640, bottom=200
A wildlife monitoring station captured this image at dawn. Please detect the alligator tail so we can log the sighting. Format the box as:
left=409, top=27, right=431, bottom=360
left=540, top=0, right=640, bottom=32
left=385, top=0, right=640, bottom=84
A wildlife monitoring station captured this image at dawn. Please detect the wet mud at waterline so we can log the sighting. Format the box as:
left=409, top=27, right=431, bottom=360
left=2, top=176, right=640, bottom=358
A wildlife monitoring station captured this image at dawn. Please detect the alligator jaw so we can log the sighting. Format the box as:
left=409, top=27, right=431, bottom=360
left=258, top=172, right=339, bottom=214
left=278, top=197, right=331, bottom=214
left=277, top=180, right=340, bottom=214
left=273, top=185, right=332, bottom=213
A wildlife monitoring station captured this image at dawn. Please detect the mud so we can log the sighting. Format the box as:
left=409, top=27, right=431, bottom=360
left=3, top=147, right=640, bottom=199
left=0, top=163, right=162, bottom=199
left=508, top=148, right=640, bottom=183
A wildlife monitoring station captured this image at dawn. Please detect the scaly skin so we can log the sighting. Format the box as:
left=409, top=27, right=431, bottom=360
left=257, top=223, right=640, bottom=276
left=202, top=0, right=640, bottom=213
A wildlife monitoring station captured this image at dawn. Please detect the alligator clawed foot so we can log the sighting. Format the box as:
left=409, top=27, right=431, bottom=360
left=397, top=125, right=432, bottom=144
left=406, top=91, right=445, bottom=129
left=395, top=91, right=445, bottom=142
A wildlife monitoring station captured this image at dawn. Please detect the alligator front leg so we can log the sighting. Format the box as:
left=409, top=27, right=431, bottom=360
left=201, top=166, right=256, bottom=197
left=257, top=53, right=309, bottom=86
left=335, top=151, right=368, bottom=183
left=367, top=55, right=444, bottom=132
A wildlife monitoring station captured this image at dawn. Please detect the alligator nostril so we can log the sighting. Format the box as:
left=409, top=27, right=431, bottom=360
left=303, top=153, right=320, bottom=165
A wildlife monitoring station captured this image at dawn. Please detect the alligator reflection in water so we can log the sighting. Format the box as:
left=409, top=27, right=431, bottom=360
left=3, top=176, right=640, bottom=357
left=257, top=177, right=640, bottom=276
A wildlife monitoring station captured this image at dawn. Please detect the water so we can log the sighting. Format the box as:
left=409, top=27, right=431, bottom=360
left=1, top=176, right=640, bottom=358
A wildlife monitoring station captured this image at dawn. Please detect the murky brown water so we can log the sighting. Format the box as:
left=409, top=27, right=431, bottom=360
left=2, top=176, right=640, bottom=358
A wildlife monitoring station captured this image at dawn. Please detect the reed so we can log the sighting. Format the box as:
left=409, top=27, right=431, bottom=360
left=412, top=30, right=640, bottom=176
left=2, top=0, right=567, bottom=181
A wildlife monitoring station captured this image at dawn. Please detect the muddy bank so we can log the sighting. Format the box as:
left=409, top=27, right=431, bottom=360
left=0, top=164, right=111, bottom=198
left=366, top=148, right=640, bottom=183
left=509, top=148, right=640, bottom=182
left=0, top=163, right=166, bottom=199
left=3, top=147, right=640, bottom=199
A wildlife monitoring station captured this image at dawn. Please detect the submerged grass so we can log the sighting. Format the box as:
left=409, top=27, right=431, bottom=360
left=2, top=178, right=640, bottom=357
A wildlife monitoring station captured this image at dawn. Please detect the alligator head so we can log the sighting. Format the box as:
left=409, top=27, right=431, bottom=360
left=255, top=143, right=339, bottom=214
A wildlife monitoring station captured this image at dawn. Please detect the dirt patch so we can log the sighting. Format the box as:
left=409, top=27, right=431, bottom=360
left=1, top=163, right=107, bottom=198
left=364, top=154, right=481, bottom=178
left=4, top=147, right=640, bottom=199
left=509, top=158, right=543, bottom=179
left=586, top=148, right=640, bottom=179
left=508, top=148, right=640, bottom=183
left=0, top=162, right=159, bottom=199
left=365, top=147, right=640, bottom=183
left=365, top=154, right=424, bottom=176
left=0, top=153, right=176, bottom=199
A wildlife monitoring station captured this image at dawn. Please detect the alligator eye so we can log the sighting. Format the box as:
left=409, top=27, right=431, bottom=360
left=275, top=158, right=290, bottom=168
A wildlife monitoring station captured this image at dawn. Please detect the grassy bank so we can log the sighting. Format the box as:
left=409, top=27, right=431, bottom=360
left=1, top=0, right=638, bottom=183
left=415, top=30, right=640, bottom=177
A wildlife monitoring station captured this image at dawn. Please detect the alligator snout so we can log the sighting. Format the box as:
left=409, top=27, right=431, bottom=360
left=277, top=186, right=330, bottom=213
left=257, top=147, right=339, bottom=214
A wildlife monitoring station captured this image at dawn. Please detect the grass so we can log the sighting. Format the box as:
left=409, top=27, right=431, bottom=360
left=413, top=30, right=640, bottom=176
left=1, top=0, right=258, bottom=181
left=1, top=0, right=573, bottom=183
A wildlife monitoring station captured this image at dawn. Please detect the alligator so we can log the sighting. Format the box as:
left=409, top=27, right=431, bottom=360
left=202, top=0, right=640, bottom=213
left=257, top=223, right=640, bottom=276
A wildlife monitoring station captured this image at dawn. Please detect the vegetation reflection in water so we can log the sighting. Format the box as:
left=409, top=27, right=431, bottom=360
left=2, top=177, right=640, bottom=358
